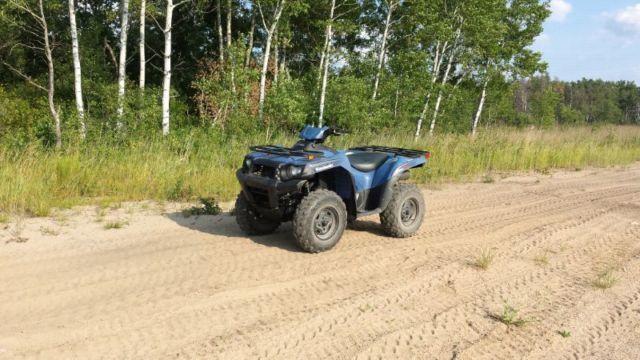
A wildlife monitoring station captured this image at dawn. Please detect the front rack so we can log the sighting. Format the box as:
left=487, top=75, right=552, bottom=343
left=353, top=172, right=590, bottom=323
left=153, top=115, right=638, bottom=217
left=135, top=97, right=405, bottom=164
left=250, top=145, right=324, bottom=158
left=350, top=145, right=429, bottom=159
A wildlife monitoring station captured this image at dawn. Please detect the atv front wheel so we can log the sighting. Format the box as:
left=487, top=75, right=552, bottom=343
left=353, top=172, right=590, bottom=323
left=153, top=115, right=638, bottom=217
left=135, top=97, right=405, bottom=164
left=380, top=183, right=425, bottom=237
left=235, top=192, right=280, bottom=235
left=293, top=189, right=347, bottom=253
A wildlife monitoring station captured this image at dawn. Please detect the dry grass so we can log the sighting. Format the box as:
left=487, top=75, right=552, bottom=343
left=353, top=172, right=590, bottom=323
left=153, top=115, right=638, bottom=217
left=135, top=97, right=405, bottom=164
left=592, top=269, right=617, bottom=289
left=471, top=248, right=495, bottom=270
left=1, top=125, right=639, bottom=215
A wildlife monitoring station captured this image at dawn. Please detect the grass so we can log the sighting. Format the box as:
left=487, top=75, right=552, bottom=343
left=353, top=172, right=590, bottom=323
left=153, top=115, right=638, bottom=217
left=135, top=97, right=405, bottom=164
left=182, top=197, right=223, bottom=217
left=1, top=125, right=639, bottom=215
left=103, top=220, right=129, bottom=230
left=470, top=248, right=495, bottom=270
left=533, top=252, right=550, bottom=266
left=491, top=304, right=531, bottom=327
left=592, top=269, right=617, bottom=289
left=557, top=330, right=572, bottom=338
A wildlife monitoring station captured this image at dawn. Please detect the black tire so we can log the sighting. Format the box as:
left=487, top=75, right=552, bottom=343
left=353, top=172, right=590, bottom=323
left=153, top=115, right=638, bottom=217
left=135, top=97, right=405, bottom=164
left=235, top=192, right=280, bottom=235
left=380, top=183, right=425, bottom=238
left=293, top=189, right=347, bottom=253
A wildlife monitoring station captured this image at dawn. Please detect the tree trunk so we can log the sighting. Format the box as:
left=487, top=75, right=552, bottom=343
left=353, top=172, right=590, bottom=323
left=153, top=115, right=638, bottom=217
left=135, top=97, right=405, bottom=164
left=428, top=28, right=461, bottom=135
left=273, top=31, right=279, bottom=86
left=139, top=0, right=146, bottom=90
left=216, top=0, right=224, bottom=62
left=162, top=0, right=177, bottom=136
left=226, top=0, right=236, bottom=94
left=414, top=41, right=445, bottom=140
left=318, top=0, right=336, bottom=126
left=37, top=0, right=62, bottom=148
left=371, top=0, right=395, bottom=101
left=68, top=0, right=86, bottom=139
left=244, top=11, right=255, bottom=67
left=472, top=80, right=488, bottom=136
left=257, top=0, right=286, bottom=124
left=116, top=0, right=130, bottom=126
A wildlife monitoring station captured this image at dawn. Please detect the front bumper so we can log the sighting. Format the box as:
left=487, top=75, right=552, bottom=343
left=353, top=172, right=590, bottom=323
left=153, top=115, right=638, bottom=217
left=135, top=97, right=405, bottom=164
left=236, top=169, right=306, bottom=210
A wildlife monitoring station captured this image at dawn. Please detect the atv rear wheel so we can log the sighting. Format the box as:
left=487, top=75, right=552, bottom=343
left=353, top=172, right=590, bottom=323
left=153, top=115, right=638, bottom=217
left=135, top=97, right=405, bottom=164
left=293, top=189, right=347, bottom=253
left=235, top=192, right=280, bottom=235
left=380, top=183, right=425, bottom=237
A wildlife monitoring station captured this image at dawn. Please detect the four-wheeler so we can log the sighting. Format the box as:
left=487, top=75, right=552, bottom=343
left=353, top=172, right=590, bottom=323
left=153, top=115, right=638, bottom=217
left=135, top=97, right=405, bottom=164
left=235, top=125, right=431, bottom=253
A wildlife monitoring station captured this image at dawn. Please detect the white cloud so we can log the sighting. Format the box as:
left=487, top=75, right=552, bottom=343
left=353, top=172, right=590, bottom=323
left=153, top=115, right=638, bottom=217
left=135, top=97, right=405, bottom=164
left=549, top=0, right=572, bottom=22
left=606, top=4, right=640, bottom=36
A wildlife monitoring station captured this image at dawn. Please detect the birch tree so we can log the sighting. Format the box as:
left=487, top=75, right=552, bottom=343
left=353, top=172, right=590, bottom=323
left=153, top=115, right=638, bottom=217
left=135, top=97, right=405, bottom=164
left=371, top=0, right=397, bottom=101
left=428, top=26, right=462, bottom=135
left=116, top=0, right=130, bottom=126
left=68, top=0, right=86, bottom=138
left=4, top=0, right=63, bottom=148
left=139, top=0, right=146, bottom=90
left=256, top=0, right=286, bottom=124
left=244, top=10, right=255, bottom=67
left=318, top=0, right=336, bottom=126
left=161, top=0, right=190, bottom=135
left=226, top=0, right=236, bottom=94
left=216, top=0, right=224, bottom=62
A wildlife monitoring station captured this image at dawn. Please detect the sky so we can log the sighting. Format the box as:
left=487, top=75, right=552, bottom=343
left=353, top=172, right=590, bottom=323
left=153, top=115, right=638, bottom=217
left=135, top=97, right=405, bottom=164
left=532, top=0, right=640, bottom=84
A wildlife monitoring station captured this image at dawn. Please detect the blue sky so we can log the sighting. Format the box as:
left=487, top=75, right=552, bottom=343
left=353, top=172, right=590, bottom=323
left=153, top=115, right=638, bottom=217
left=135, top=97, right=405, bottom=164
left=532, top=0, right=640, bottom=83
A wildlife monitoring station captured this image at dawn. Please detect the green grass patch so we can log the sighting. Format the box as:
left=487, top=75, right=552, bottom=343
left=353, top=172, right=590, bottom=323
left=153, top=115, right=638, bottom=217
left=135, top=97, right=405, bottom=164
left=1, top=125, right=639, bottom=215
left=103, top=220, right=129, bottom=230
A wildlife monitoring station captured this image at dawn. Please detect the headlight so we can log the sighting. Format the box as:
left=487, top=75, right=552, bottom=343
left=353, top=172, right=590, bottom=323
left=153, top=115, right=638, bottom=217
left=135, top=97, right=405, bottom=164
left=280, top=165, right=304, bottom=180
left=243, top=157, right=253, bottom=172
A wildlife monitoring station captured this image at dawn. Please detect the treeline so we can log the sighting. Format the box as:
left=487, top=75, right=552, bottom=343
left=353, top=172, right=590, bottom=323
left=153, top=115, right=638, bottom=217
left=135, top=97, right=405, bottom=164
left=0, top=0, right=638, bottom=149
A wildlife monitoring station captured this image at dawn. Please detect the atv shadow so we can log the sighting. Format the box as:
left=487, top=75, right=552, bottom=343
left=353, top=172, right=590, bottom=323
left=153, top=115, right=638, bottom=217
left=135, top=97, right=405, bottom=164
left=165, top=211, right=303, bottom=252
left=165, top=211, right=387, bottom=252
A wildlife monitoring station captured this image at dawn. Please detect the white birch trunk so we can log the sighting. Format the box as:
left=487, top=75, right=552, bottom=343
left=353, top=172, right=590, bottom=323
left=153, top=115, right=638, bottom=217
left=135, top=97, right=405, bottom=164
left=116, top=0, right=130, bottom=126
left=257, top=0, right=286, bottom=124
left=38, top=0, right=62, bottom=148
left=139, top=0, right=146, bottom=90
left=414, top=41, right=445, bottom=140
left=245, top=11, right=255, bottom=67
left=226, top=0, right=236, bottom=94
left=162, top=0, right=176, bottom=136
left=68, top=0, right=86, bottom=138
left=273, top=31, right=279, bottom=85
left=472, top=80, right=488, bottom=136
left=216, top=0, right=224, bottom=62
left=428, top=57, right=454, bottom=135
left=318, top=0, right=336, bottom=126
left=371, top=0, right=395, bottom=101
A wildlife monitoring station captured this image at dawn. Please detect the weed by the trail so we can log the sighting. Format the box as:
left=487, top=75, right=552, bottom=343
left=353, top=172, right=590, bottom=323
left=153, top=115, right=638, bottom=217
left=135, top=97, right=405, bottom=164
left=0, top=213, right=9, bottom=224
left=481, top=174, right=495, bottom=183
left=592, top=269, right=617, bottom=289
left=39, top=226, right=59, bottom=236
left=103, top=220, right=128, bottom=230
left=491, top=304, right=530, bottom=327
left=470, top=248, right=495, bottom=270
left=557, top=330, right=571, bottom=338
left=6, top=216, right=27, bottom=244
left=182, top=197, right=222, bottom=217
left=533, top=252, right=550, bottom=266
left=95, top=207, right=107, bottom=222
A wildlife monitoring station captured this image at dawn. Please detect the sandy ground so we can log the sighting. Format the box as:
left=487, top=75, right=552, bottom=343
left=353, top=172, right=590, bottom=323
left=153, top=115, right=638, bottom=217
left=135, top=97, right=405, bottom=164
left=1, top=165, right=640, bottom=360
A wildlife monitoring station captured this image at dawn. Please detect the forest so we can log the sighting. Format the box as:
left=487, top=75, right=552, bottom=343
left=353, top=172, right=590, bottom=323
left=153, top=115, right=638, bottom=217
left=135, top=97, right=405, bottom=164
left=1, top=0, right=640, bottom=214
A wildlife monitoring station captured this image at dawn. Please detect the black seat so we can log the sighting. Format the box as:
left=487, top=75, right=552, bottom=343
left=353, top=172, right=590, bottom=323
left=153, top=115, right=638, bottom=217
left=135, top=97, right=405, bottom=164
left=347, top=152, right=388, bottom=172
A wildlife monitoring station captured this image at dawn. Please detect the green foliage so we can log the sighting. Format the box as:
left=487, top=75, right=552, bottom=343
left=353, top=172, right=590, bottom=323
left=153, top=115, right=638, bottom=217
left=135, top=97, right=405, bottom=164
left=183, top=197, right=223, bottom=217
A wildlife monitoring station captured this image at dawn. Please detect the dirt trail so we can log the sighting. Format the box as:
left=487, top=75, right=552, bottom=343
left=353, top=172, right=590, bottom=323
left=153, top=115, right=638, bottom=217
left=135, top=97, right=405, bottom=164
left=1, top=165, right=640, bottom=359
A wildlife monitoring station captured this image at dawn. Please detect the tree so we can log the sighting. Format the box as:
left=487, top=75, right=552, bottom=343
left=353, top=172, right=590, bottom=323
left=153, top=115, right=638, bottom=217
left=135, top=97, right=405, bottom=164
left=139, top=0, right=146, bottom=90
left=371, top=0, right=397, bottom=101
left=317, top=0, right=336, bottom=126
left=68, top=0, right=86, bottom=138
left=116, top=0, right=130, bottom=126
left=256, top=0, right=286, bottom=124
left=162, top=0, right=190, bottom=135
left=4, top=0, right=63, bottom=148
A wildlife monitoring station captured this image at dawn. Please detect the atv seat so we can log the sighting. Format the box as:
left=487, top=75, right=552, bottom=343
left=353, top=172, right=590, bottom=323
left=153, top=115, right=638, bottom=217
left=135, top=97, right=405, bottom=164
left=347, top=152, right=388, bottom=172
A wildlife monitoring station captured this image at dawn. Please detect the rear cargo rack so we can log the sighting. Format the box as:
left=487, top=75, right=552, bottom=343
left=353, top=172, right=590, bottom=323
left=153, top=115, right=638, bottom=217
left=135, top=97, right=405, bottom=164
left=349, top=145, right=429, bottom=159
left=250, top=145, right=324, bottom=157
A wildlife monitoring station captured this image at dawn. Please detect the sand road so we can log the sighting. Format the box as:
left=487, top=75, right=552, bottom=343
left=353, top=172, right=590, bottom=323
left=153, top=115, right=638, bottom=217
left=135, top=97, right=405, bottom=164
left=1, top=164, right=640, bottom=359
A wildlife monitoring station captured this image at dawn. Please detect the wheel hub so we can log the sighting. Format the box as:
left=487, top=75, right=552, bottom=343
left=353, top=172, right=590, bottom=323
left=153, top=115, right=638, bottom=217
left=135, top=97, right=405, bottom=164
left=400, top=198, right=418, bottom=226
left=314, top=207, right=338, bottom=240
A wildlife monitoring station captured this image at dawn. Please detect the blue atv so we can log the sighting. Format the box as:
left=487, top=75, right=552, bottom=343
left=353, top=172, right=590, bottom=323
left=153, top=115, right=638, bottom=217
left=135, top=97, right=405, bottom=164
left=235, top=125, right=431, bottom=253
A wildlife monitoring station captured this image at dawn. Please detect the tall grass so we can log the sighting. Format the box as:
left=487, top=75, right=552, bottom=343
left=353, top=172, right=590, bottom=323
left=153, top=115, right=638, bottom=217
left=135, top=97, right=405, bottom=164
left=1, top=125, right=639, bottom=216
